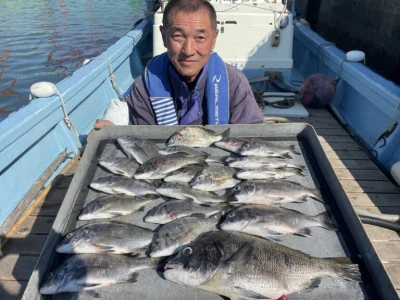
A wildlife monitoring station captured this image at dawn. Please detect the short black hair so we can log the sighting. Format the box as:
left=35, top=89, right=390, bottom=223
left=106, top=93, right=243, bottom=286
left=162, top=0, right=217, bottom=30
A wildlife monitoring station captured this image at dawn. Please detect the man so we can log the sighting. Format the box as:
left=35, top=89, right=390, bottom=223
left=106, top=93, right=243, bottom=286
left=95, top=0, right=264, bottom=129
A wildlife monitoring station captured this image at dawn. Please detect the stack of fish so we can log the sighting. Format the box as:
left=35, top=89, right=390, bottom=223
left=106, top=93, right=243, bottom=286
left=40, top=126, right=362, bottom=299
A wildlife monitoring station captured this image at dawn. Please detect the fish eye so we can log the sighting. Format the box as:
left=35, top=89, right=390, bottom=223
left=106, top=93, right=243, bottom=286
left=228, top=212, right=235, bottom=218
left=182, top=247, right=192, bottom=256
left=66, top=233, right=73, bottom=238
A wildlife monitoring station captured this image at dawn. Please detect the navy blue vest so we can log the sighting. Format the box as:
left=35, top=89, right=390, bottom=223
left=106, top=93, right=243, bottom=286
left=144, top=52, right=229, bottom=125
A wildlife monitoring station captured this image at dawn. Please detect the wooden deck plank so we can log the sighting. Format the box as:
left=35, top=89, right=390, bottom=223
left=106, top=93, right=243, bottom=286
left=363, top=224, right=400, bottom=241
left=319, top=141, right=363, bottom=151
left=0, top=280, right=27, bottom=300
left=12, top=216, right=55, bottom=238
left=324, top=150, right=370, bottom=160
left=339, top=180, right=399, bottom=194
left=383, top=263, right=400, bottom=290
left=0, top=255, right=38, bottom=281
left=333, top=169, right=389, bottom=181
left=372, top=240, right=400, bottom=262
left=328, top=158, right=380, bottom=170
left=353, top=205, right=400, bottom=215
left=348, top=193, right=400, bottom=207
left=1, top=235, right=48, bottom=255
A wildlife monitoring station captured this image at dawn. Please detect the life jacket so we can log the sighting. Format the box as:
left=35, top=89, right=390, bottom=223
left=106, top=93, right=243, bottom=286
left=144, top=52, right=229, bottom=125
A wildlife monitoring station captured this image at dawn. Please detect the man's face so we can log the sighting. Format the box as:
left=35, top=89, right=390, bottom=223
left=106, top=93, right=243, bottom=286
left=160, top=8, right=218, bottom=83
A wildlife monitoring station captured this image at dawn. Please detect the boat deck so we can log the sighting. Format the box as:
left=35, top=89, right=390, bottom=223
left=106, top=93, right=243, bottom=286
left=0, top=108, right=399, bottom=299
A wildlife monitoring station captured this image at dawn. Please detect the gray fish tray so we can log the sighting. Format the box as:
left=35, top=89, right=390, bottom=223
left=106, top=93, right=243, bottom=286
left=23, top=124, right=397, bottom=300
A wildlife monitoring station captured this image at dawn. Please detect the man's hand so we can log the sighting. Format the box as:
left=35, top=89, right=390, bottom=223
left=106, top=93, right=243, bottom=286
left=94, top=119, right=114, bottom=129
left=88, top=119, right=115, bottom=142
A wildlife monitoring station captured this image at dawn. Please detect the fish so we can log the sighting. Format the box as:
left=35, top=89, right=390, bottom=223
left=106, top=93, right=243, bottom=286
left=149, top=213, right=220, bottom=257
left=89, top=176, right=158, bottom=196
left=40, top=254, right=157, bottom=294
left=144, top=200, right=229, bottom=224
left=228, top=180, right=323, bottom=205
left=159, top=145, right=207, bottom=156
left=236, top=167, right=305, bottom=180
left=78, top=194, right=161, bottom=220
left=163, top=165, right=205, bottom=183
left=220, top=205, right=336, bottom=240
left=98, top=156, right=139, bottom=177
left=156, top=182, right=228, bottom=205
left=227, top=155, right=305, bottom=170
left=190, top=166, right=240, bottom=191
left=56, top=221, right=154, bottom=255
left=213, top=136, right=251, bottom=153
left=166, top=126, right=230, bottom=148
left=238, top=139, right=301, bottom=158
left=164, top=231, right=361, bottom=300
left=117, top=136, right=160, bottom=164
left=133, top=154, right=205, bottom=180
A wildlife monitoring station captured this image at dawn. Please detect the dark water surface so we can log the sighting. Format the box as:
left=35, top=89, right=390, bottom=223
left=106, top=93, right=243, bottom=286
left=0, top=0, right=145, bottom=122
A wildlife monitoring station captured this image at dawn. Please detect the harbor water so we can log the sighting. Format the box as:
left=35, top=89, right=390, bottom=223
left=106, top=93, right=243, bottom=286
left=0, top=0, right=145, bottom=122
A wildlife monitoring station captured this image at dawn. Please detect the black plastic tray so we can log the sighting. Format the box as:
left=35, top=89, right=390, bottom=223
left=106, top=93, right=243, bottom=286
left=22, top=124, right=398, bottom=299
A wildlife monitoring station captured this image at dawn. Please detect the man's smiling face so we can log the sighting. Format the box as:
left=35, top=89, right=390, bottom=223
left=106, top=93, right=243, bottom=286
left=160, top=8, right=218, bottom=83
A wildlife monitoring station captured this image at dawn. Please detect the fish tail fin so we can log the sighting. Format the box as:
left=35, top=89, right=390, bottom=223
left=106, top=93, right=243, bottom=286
left=288, top=144, right=301, bottom=155
left=328, top=257, right=362, bottom=282
left=282, top=153, right=293, bottom=159
left=315, top=212, right=337, bottom=231
left=341, top=263, right=362, bottom=282
left=308, top=188, right=324, bottom=202
left=296, top=168, right=306, bottom=177
left=222, top=128, right=231, bottom=138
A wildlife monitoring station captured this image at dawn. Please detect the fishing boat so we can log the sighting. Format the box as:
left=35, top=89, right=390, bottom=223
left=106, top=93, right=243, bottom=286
left=0, top=0, right=399, bottom=299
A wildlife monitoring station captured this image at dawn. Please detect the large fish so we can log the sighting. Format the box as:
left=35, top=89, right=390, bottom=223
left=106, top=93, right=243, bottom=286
left=98, top=156, right=139, bottom=177
left=220, top=205, right=336, bottom=240
left=236, top=167, right=304, bottom=180
left=117, top=136, right=160, bottom=164
left=40, top=254, right=157, bottom=294
left=190, top=166, right=240, bottom=192
left=133, top=154, right=205, bottom=180
left=89, top=176, right=158, bottom=196
left=227, top=155, right=305, bottom=170
left=238, top=139, right=301, bottom=158
left=156, top=182, right=227, bottom=204
left=144, top=200, right=229, bottom=224
left=228, top=180, right=323, bottom=205
left=56, top=221, right=153, bottom=255
left=164, top=231, right=361, bottom=300
left=78, top=194, right=160, bottom=220
left=149, top=213, right=220, bottom=257
left=166, top=126, right=230, bottom=148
